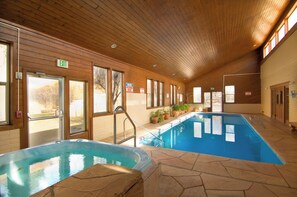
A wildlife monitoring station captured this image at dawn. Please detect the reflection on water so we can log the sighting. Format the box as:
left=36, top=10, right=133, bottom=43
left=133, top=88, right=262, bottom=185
left=192, top=115, right=235, bottom=142
left=0, top=151, right=134, bottom=197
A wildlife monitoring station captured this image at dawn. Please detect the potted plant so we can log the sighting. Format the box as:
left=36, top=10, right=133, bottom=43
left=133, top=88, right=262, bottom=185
left=164, top=108, right=170, bottom=120
left=184, top=104, right=191, bottom=112
left=180, top=104, right=187, bottom=114
left=172, top=104, right=180, bottom=117
left=156, top=109, right=164, bottom=123
left=150, top=111, right=159, bottom=124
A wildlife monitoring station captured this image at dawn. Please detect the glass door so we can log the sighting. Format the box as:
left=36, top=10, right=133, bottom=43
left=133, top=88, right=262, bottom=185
left=211, top=92, right=222, bottom=112
left=27, top=73, right=64, bottom=147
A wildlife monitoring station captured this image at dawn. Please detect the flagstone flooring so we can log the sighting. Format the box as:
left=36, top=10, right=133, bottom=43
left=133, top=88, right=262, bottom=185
left=102, top=114, right=297, bottom=197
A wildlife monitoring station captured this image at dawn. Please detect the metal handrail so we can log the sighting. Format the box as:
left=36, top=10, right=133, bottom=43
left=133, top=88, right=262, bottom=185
left=114, top=106, right=136, bottom=147
left=123, top=117, right=128, bottom=138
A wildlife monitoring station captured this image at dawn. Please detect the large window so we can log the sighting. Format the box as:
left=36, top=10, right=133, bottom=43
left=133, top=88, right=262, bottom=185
left=204, top=92, right=211, bottom=108
left=288, top=7, right=297, bottom=30
left=147, top=79, right=152, bottom=108
left=263, top=4, right=297, bottom=58
left=147, top=79, right=164, bottom=108
left=278, top=24, right=285, bottom=41
left=93, top=66, right=108, bottom=113
left=112, top=71, right=123, bottom=110
left=170, top=84, right=177, bottom=105
left=170, top=85, right=173, bottom=105
left=0, top=43, right=9, bottom=125
left=159, top=82, right=163, bottom=106
left=193, top=87, right=202, bottom=103
left=153, top=80, right=158, bottom=107
left=70, top=80, right=86, bottom=134
left=225, top=85, right=235, bottom=103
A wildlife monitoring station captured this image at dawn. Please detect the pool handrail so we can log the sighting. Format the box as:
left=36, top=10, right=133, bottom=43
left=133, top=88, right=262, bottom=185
left=113, top=106, right=137, bottom=147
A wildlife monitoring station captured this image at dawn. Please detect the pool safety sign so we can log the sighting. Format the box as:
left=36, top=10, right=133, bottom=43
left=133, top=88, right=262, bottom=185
left=126, top=82, right=134, bottom=93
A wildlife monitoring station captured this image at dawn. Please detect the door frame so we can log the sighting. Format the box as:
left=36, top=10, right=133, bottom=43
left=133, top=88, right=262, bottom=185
left=26, top=72, right=65, bottom=147
left=21, top=69, right=92, bottom=148
left=270, top=81, right=289, bottom=124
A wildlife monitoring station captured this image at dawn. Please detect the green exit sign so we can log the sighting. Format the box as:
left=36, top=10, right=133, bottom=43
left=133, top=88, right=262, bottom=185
left=57, top=59, right=69, bottom=68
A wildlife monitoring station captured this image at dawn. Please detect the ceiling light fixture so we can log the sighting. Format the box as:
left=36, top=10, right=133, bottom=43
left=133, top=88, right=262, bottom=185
left=172, top=73, right=176, bottom=76
left=152, top=64, right=157, bottom=68
left=111, top=43, right=117, bottom=49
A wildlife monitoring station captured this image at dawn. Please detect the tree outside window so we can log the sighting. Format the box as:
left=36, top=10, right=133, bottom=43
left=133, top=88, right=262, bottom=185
left=112, top=71, right=123, bottom=110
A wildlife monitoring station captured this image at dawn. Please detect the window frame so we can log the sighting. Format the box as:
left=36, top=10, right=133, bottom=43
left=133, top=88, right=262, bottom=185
left=153, top=80, right=158, bottom=107
left=147, top=79, right=164, bottom=109
left=263, top=3, right=297, bottom=58
left=146, top=79, right=152, bottom=108
left=93, top=65, right=109, bottom=115
left=225, top=85, right=235, bottom=103
left=112, top=70, right=124, bottom=111
left=0, top=42, right=10, bottom=125
left=288, top=6, right=297, bottom=31
left=193, top=87, right=202, bottom=104
left=170, top=84, right=177, bottom=105
left=69, top=80, right=87, bottom=134
left=159, top=82, right=164, bottom=107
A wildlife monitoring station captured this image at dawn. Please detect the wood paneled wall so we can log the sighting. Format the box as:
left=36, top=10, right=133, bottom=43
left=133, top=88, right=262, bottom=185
left=0, top=19, right=185, bottom=147
left=186, top=51, right=261, bottom=104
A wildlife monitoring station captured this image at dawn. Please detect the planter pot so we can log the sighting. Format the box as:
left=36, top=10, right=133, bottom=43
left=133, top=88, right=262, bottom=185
left=172, top=110, right=180, bottom=117
left=164, top=113, right=170, bottom=120
left=151, top=117, right=158, bottom=124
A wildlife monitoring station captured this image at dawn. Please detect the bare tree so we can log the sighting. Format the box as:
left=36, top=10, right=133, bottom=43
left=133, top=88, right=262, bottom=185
left=31, top=82, right=59, bottom=109
left=94, top=68, right=106, bottom=91
left=112, top=71, right=122, bottom=106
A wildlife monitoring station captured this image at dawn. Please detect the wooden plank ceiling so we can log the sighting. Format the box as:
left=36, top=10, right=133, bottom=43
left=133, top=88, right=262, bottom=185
left=0, top=0, right=290, bottom=82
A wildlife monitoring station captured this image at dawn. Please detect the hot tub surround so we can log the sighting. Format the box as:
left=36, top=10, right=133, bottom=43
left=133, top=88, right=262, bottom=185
left=0, top=140, right=151, bottom=196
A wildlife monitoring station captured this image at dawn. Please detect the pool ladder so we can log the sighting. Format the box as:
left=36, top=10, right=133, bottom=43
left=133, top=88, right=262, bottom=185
left=113, top=106, right=137, bottom=147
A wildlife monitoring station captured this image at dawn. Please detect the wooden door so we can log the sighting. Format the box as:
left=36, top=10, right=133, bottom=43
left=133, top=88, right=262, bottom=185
left=271, top=85, right=286, bottom=123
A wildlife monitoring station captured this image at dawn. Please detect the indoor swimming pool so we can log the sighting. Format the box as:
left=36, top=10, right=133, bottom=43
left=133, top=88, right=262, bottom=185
left=141, top=113, right=283, bottom=165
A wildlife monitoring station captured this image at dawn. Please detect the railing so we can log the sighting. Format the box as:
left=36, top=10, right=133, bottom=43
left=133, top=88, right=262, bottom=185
left=113, top=106, right=136, bottom=147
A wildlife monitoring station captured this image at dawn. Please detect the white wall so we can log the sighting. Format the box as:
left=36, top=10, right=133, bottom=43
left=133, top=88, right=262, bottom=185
left=93, top=93, right=168, bottom=141
left=261, top=29, right=297, bottom=122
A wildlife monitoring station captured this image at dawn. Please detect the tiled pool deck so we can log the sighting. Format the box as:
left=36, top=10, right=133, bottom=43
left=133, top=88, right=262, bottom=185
left=102, top=113, right=297, bottom=197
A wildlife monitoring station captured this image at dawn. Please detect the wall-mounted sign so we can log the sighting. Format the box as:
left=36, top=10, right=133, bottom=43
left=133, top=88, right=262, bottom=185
left=125, top=82, right=134, bottom=93
left=245, top=91, right=252, bottom=96
left=140, top=88, right=145, bottom=94
left=57, top=59, right=68, bottom=69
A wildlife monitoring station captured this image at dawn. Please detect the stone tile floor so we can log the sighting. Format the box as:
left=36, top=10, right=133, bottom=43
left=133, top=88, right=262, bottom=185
left=102, top=114, right=297, bottom=197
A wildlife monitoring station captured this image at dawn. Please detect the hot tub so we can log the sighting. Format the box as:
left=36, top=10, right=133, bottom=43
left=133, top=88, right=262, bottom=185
left=0, top=139, right=151, bottom=196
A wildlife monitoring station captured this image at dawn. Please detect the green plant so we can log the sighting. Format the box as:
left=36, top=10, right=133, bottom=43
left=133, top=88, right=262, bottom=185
left=150, top=111, right=157, bottom=118
left=156, top=109, right=164, bottom=116
left=158, top=115, right=164, bottom=122
left=180, top=104, right=187, bottom=111
left=184, top=104, right=189, bottom=110
left=150, top=111, right=159, bottom=124
left=172, top=104, right=180, bottom=111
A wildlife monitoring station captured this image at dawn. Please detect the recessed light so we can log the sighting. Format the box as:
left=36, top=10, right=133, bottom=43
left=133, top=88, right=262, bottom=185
left=253, top=44, right=257, bottom=47
left=111, top=43, right=117, bottom=49
left=152, top=64, right=157, bottom=68
left=172, top=73, right=176, bottom=76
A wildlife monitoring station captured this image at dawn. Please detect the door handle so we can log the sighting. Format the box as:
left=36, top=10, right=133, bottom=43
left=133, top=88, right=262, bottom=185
left=27, top=113, right=32, bottom=120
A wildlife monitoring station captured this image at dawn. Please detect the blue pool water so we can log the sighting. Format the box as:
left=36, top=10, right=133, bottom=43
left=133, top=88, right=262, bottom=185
left=0, top=140, right=151, bottom=197
left=141, top=113, right=283, bottom=164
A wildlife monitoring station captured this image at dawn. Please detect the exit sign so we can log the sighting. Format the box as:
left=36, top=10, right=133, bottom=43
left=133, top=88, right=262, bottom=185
left=57, top=59, right=69, bottom=68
